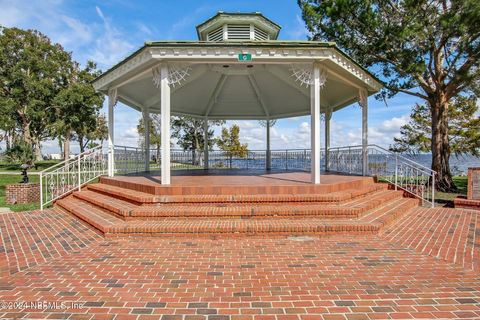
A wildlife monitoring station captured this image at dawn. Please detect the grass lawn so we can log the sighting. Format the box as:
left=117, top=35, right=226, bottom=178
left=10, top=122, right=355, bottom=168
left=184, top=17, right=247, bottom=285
left=434, top=176, right=467, bottom=206
left=0, top=160, right=60, bottom=172
left=0, top=174, right=40, bottom=212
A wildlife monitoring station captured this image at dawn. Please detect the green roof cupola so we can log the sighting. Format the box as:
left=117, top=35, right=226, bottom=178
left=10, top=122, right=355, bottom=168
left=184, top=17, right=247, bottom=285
left=196, top=12, right=281, bottom=42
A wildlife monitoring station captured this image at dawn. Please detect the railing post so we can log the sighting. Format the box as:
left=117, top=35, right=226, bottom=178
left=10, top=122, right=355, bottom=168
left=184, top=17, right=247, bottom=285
left=77, top=154, right=81, bottom=191
left=394, top=155, right=398, bottom=190
left=348, top=147, right=351, bottom=174
left=40, top=172, right=43, bottom=210
left=304, top=149, right=307, bottom=170
left=123, top=146, right=127, bottom=174
left=285, top=150, right=288, bottom=171
left=431, top=172, right=435, bottom=208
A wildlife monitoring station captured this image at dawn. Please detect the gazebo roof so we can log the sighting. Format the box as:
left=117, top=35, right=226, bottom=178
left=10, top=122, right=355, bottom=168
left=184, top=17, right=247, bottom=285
left=93, top=14, right=383, bottom=120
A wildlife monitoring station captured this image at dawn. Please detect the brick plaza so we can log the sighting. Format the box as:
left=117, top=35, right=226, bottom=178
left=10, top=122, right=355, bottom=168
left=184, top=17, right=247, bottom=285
left=0, top=206, right=479, bottom=319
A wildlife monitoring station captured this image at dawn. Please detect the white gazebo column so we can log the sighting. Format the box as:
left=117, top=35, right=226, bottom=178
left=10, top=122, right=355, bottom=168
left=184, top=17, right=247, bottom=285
left=310, top=64, right=324, bottom=184
left=160, top=65, right=171, bottom=184
left=266, top=119, right=271, bottom=171
left=203, top=118, right=209, bottom=170
left=107, top=88, right=117, bottom=177
left=325, top=107, right=332, bottom=172
left=143, top=107, right=150, bottom=172
left=360, top=89, right=368, bottom=176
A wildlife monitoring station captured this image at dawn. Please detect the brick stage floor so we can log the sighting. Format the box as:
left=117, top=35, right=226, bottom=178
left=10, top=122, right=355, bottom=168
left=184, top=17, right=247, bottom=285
left=0, top=207, right=479, bottom=319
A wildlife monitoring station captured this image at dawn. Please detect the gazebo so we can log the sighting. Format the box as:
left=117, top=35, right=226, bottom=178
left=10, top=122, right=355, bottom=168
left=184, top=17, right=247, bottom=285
left=93, top=12, right=382, bottom=185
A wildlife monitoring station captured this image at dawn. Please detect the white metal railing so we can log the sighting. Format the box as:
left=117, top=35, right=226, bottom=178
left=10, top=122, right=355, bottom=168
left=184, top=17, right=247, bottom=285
left=39, top=143, right=435, bottom=209
left=113, top=146, right=320, bottom=173
left=328, top=144, right=436, bottom=207
left=40, top=146, right=107, bottom=210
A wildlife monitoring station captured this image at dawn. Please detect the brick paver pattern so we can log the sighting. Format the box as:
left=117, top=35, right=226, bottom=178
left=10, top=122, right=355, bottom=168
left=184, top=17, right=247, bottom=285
left=0, top=207, right=479, bottom=319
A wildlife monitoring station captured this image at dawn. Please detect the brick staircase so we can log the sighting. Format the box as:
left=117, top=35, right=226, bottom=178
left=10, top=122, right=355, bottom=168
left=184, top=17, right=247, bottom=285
left=54, top=176, right=420, bottom=237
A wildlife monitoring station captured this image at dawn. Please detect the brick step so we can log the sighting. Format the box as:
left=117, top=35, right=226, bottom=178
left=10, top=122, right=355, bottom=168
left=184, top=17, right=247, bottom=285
left=109, top=199, right=420, bottom=237
left=72, top=188, right=403, bottom=220
left=87, top=183, right=157, bottom=203
left=55, top=194, right=418, bottom=237
left=130, top=190, right=404, bottom=219
left=55, top=196, right=123, bottom=233
left=87, top=182, right=387, bottom=205
left=359, top=197, right=420, bottom=227
left=73, top=190, right=137, bottom=217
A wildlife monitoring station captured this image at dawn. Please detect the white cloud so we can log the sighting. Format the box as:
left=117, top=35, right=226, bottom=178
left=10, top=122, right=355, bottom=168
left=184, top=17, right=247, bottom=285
left=166, top=5, right=213, bottom=40
left=90, top=6, right=135, bottom=67
left=0, top=1, right=136, bottom=68
left=330, top=114, right=409, bottom=148
left=137, top=22, right=154, bottom=36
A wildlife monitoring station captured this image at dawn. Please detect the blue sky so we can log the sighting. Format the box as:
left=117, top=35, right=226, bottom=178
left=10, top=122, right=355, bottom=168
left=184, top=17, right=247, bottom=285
left=0, top=0, right=421, bottom=154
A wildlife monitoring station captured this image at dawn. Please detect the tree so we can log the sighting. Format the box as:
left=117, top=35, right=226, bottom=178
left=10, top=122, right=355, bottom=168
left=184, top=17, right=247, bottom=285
left=0, top=27, right=73, bottom=161
left=216, top=124, right=248, bottom=168
left=298, top=0, right=480, bottom=191
left=390, top=96, right=480, bottom=156
left=53, top=60, right=104, bottom=159
left=137, top=114, right=162, bottom=163
left=171, top=116, right=225, bottom=165
left=76, top=113, right=108, bottom=152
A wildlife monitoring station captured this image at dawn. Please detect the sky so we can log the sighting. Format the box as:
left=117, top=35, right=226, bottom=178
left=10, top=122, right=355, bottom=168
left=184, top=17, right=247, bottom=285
left=0, top=0, right=422, bottom=155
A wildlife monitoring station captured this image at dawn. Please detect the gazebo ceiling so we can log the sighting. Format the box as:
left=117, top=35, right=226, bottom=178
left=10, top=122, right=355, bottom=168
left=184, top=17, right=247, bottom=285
left=93, top=42, right=382, bottom=120
left=114, top=62, right=360, bottom=119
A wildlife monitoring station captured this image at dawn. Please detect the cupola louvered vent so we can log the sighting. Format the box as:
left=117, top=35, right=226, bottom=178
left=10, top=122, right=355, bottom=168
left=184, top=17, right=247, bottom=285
left=197, top=12, right=281, bottom=41
left=227, top=24, right=251, bottom=40
left=207, top=27, right=224, bottom=42
left=254, top=26, right=269, bottom=40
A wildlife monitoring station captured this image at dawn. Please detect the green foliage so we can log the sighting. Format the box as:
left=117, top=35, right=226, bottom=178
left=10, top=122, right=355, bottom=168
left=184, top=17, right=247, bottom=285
left=216, top=124, right=248, bottom=168
left=171, top=117, right=225, bottom=165
left=0, top=26, right=105, bottom=161
left=4, top=141, right=35, bottom=165
left=53, top=60, right=104, bottom=158
left=172, top=117, right=225, bottom=151
left=0, top=27, right=74, bottom=160
left=137, top=114, right=163, bottom=163
left=78, top=113, right=108, bottom=152
left=137, top=115, right=162, bottom=148
left=391, top=96, right=480, bottom=156
left=298, top=0, right=480, bottom=191
left=298, top=0, right=480, bottom=99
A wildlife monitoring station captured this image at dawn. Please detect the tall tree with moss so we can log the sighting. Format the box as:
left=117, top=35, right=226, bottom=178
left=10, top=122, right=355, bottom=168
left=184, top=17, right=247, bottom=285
left=76, top=113, right=108, bottom=153
left=390, top=96, right=480, bottom=158
left=172, top=116, right=225, bottom=165
left=216, top=124, right=248, bottom=168
left=299, top=0, right=480, bottom=191
left=53, top=61, right=104, bottom=159
left=137, top=114, right=162, bottom=163
left=0, top=27, right=73, bottom=160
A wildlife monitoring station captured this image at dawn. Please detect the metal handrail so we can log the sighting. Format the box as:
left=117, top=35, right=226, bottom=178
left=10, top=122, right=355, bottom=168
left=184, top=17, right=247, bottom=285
left=40, top=145, right=107, bottom=210
left=328, top=144, right=436, bottom=207
left=329, top=144, right=435, bottom=173
left=40, top=145, right=103, bottom=172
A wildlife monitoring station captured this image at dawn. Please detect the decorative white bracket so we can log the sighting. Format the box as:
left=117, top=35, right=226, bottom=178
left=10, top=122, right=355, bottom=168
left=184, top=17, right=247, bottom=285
left=358, top=88, right=368, bottom=108
left=290, top=64, right=327, bottom=88
left=153, top=64, right=191, bottom=88
left=108, top=88, right=118, bottom=107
